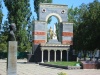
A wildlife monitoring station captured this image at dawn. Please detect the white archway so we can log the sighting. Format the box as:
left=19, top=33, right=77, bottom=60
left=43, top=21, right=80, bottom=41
left=46, top=13, right=62, bottom=22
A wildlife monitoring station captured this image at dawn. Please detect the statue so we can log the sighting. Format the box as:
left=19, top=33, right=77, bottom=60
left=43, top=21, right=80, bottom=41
left=7, top=23, right=16, bottom=71
left=7, top=23, right=16, bottom=41
left=49, top=27, right=53, bottom=39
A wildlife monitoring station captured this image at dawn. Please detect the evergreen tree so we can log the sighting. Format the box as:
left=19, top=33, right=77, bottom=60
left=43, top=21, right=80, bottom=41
left=0, top=0, right=3, bottom=25
left=3, top=0, right=32, bottom=52
left=0, top=0, right=4, bottom=52
left=0, top=20, right=9, bottom=52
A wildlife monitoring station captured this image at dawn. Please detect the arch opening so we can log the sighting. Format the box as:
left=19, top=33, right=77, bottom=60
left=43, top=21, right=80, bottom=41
left=46, top=13, right=62, bottom=42
left=46, top=13, right=62, bottom=22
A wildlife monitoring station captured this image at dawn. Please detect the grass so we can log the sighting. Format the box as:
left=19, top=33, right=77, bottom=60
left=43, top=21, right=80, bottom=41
left=45, top=61, right=80, bottom=66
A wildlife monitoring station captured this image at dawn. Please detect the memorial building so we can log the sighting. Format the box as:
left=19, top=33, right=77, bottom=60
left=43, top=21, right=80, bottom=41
left=32, top=3, right=73, bottom=62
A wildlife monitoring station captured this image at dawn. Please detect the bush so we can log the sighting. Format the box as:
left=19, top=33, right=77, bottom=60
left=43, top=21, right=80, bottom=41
left=0, top=43, right=7, bottom=52
left=58, top=72, right=67, bottom=75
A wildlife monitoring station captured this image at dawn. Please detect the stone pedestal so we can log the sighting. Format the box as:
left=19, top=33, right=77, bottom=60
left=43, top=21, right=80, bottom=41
left=47, top=39, right=61, bottom=44
left=7, top=41, right=17, bottom=75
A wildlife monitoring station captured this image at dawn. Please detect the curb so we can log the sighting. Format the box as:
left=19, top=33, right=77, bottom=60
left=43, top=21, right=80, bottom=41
left=39, top=63, right=81, bottom=69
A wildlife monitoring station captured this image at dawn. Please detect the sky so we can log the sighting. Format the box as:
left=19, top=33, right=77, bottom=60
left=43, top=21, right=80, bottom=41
left=1, top=0, right=100, bottom=29
left=31, top=0, right=100, bottom=20
left=53, top=0, right=95, bottom=7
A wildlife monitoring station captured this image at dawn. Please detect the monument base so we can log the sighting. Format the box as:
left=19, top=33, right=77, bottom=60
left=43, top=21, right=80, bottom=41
left=47, top=39, right=61, bottom=44
left=7, top=41, right=17, bottom=75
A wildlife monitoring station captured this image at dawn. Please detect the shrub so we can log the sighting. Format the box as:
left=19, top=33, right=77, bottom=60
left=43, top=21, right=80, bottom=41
left=58, top=72, right=67, bottom=75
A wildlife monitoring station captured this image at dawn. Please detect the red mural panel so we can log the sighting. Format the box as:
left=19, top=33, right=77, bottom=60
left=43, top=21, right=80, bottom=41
left=33, top=40, right=46, bottom=44
left=62, top=40, right=73, bottom=45
left=32, top=32, right=46, bottom=35
left=62, top=32, right=73, bottom=36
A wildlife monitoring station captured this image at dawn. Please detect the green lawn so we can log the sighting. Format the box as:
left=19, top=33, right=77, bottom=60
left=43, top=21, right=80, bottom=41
left=45, top=61, right=80, bottom=66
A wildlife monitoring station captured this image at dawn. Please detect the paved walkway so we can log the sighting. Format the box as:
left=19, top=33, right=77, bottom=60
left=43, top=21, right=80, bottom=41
left=0, top=59, right=100, bottom=75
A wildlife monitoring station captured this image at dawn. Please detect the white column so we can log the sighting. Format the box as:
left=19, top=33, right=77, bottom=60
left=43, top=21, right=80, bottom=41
left=41, top=50, right=44, bottom=63
left=54, top=24, right=56, bottom=33
left=48, top=50, right=50, bottom=62
left=60, top=50, right=62, bottom=61
left=54, top=50, right=56, bottom=62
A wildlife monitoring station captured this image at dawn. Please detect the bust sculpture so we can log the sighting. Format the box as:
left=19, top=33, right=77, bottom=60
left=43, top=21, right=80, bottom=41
left=7, top=23, right=16, bottom=41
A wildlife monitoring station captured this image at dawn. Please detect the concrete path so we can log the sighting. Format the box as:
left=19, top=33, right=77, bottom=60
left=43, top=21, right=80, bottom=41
left=0, top=59, right=100, bottom=75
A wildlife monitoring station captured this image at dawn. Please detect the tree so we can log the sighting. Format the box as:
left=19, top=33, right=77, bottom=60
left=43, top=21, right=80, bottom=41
left=72, top=0, right=100, bottom=51
left=0, top=20, right=9, bottom=52
left=34, top=0, right=52, bottom=20
left=3, top=0, right=32, bottom=52
left=68, top=6, right=79, bottom=23
left=82, top=0, right=100, bottom=50
left=0, top=0, right=3, bottom=25
left=0, top=0, right=4, bottom=52
left=68, top=6, right=83, bottom=50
